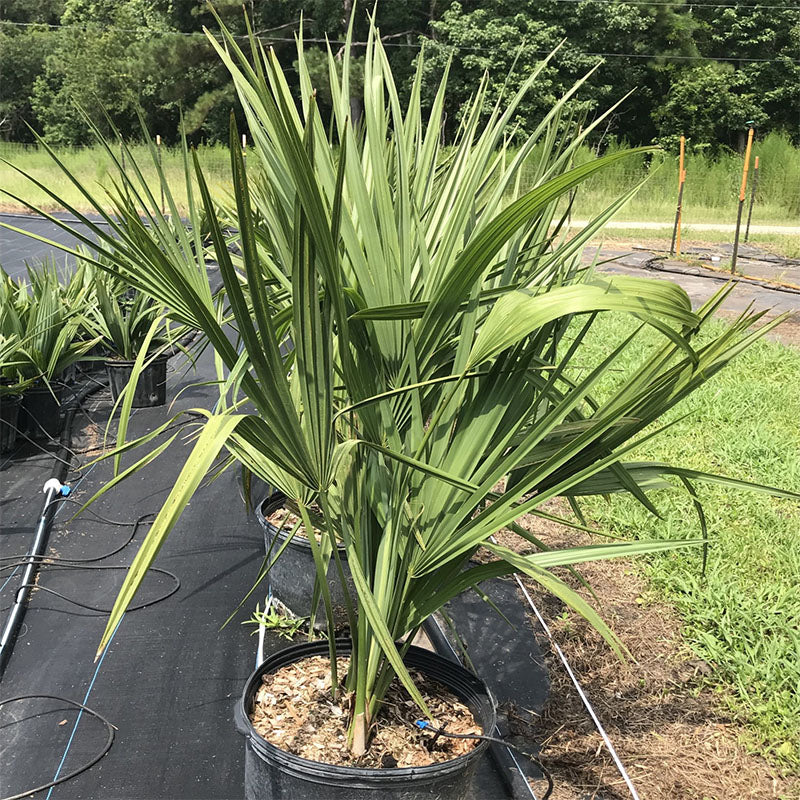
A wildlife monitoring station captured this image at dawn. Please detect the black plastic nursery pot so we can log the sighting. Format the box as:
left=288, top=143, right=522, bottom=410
left=0, top=394, right=21, bottom=453
left=19, top=384, right=63, bottom=440
left=105, top=354, right=168, bottom=408
left=256, top=495, right=355, bottom=627
left=78, top=344, right=112, bottom=375
left=236, top=639, right=496, bottom=800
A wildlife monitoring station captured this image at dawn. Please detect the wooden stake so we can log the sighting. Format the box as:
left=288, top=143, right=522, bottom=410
left=156, top=134, right=165, bottom=215
left=731, top=127, right=754, bottom=274
left=744, top=155, right=760, bottom=243
left=670, top=136, right=686, bottom=257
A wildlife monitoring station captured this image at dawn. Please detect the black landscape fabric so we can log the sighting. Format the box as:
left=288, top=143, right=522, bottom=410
left=0, top=345, right=518, bottom=799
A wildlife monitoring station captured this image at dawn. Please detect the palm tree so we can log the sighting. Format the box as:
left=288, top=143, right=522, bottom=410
left=2, top=15, right=794, bottom=758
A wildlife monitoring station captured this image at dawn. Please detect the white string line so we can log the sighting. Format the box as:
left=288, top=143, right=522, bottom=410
left=4, top=20, right=800, bottom=63
left=512, top=573, right=642, bottom=800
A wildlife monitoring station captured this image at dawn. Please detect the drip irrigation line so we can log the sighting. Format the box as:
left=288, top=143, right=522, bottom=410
left=2, top=422, right=80, bottom=472
left=45, top=615, right=124, bottom=800
left=0, top=380, right=104, bottom=676
left=0, top=569, right=21, bottom=595
left=0, top=377, right=109, bottom=474
left=414, top=721, right=554, bottom=800
left=0, top=694, right=115, bottom=800
left=641, top=256, right=800, bottom=296
left=11, top=565, right=180, bottom=613
left=43, top=497, right=154, bottom=526
left=423, top=615, right=541, bottom=800
left=511, top=573, right=642, bottom=800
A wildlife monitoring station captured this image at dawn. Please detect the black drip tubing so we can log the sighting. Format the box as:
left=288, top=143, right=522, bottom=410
left=0, top=694, right=115, bottom=800
left=0, top=380, right=103, bottom=677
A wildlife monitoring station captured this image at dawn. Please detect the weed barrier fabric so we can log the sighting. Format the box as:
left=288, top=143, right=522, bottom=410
left=0, top=347, right=514, bottom=799
left=0, top=212, right=105, bottom=280
left=0, top=347, right=272, bottom=799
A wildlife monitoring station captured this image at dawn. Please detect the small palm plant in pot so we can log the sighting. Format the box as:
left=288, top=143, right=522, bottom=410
left=80, top=257, right=173, bottom=407
left=7, top=14, right=798, bottom=799
left=0, top=332, right=28, bottom=453
left=0, top=263, right=95, bottom=439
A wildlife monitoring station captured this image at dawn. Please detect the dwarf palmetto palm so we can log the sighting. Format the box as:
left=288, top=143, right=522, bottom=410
left=0, top=332, right=28, bottom=393
left=0, top=263, right=96, bottom=385
left=2, top=16, right=796, bottom=757
left=77, top=254, right=172, bottom=361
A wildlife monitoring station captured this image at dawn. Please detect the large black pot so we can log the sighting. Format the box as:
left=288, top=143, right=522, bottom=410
left=78, top=343, right=112, bottom=375
left=255, top=495, right=354, bottom=627
left=236, top=640, right=496, bottom=800
left=0, top=394, right=21, bottom=454
left=19, top=384, right=63, bottom=440
left=105, top=354, right=168, bottom=407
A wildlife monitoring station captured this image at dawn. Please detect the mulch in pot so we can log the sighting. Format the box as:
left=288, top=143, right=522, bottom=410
left=250, top=654, right=482, bottom=769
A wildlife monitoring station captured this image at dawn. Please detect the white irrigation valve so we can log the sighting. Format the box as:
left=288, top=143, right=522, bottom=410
left=42, top=479, right=70, bottom=496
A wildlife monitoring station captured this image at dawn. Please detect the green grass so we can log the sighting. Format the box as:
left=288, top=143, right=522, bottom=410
left=575, top=312, right=800, bottom=770
left=3, top=132, right=800, bottom=227
left=531, top=131, right=800, bottom=226
left=0, top=141, right=234, bottom=213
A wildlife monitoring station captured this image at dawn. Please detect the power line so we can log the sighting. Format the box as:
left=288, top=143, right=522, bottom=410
left=3, top=19, right=799, bottom=65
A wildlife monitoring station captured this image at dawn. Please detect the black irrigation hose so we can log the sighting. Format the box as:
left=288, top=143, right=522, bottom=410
left=414, top=721, right=554, bottom=800
left=422, top=616, right=546, bottom=800
left=0, top=694, right=115, bottom=800
left=11, top=566, right=180, bottom=613
left=0, top=510, right=177, bottom=614
left=0, top=510, right=155, bottom=568
left=0, top=380, right=103, bottom=677
left=1, top=423, right=80, bottom=472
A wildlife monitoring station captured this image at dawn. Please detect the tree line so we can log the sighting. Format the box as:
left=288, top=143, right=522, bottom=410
left=1, top=0, right=798, bottom=152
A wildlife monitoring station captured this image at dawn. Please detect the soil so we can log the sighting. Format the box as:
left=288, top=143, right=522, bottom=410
left=266, top=504, right=328, bottom=544
left=492, top=504, right=800, bottom=800
left=250, top=654, right=482, bottom=769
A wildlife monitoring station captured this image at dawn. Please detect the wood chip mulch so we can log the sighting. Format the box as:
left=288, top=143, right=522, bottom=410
left=266, top=506, right=323, bottom=542
left=250, top=655, right=482, bottom=768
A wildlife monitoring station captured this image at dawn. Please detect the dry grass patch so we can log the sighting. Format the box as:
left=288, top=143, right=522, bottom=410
left=491, top=506, right=799, bottom=799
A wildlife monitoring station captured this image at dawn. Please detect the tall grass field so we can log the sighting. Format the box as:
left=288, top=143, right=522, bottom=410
left=533, top=132, right=800, bottom=225
left=2, top=133, right=799, bottom=226
left=0, top=141, right=234, bottom=213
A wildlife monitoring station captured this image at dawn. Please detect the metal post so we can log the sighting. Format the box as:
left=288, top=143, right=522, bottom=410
left=744, top=155, right=759, bottom=243
left=670, top=135, right=686, bottom=257
left=156, top=134, right=165, bottom=215
left=731, top=126, right=754, bottom=274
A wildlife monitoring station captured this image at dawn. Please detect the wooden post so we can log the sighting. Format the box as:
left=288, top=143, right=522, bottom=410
left=731, top=126, right=754, bottom=274
left=744, top=155, right=760, bottom=243
left=670, top=135, right=686, bottom=257
left=156, top=134, right=165, bottom=215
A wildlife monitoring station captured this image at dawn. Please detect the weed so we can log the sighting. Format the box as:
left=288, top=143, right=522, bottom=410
left=243, top=603, right=307, bottom=641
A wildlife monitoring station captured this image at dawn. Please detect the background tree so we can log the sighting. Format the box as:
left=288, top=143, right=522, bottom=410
left=0, top=0, right=798, bottom=150
left=0, top=0, right=64, bottom=140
